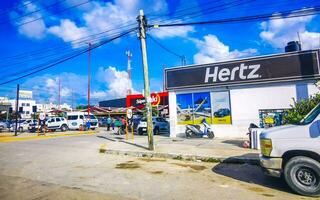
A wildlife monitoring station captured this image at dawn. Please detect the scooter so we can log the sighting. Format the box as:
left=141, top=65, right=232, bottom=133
left=185, top=119, right=214, bottom=139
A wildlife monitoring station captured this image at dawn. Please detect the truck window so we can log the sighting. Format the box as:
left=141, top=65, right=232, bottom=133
left=68, top=115, right=78, bottom=120
left=80, top=115, right=84, bottom=120
left=299, top=104, right=320, bottom=125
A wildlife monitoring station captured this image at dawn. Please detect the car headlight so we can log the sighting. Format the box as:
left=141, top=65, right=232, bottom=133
left=260, top=138, right=272, bottom=157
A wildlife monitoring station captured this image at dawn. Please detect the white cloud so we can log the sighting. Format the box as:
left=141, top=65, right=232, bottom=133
left=22, top=66, right=137, bottom=104
left=96, top=66, right=137, bottom=99
left=11, top=1, right=47, bottom=39
left=48, top=19, right=89, bottom=45
left=48, top=0, right=169, bottom=46
left=259, top=10, right=320, bottom=50
left=150, top=25, right=195, bottom=39
left=193, top=34, right=257, bottom=64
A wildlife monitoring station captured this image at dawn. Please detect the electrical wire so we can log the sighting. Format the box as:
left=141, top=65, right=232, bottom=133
left=0, top=27, right=138, bottom=86
left=1, top=0, right=67, bottom=25
left=147, top=33, right=184, bottom=59
left=149, top=6, right=320, bottom=28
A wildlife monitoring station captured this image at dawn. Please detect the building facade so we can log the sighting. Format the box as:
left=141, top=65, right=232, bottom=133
left=165, top=50, right=320, bottom=138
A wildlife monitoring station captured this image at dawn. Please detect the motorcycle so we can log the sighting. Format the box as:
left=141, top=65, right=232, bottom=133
left=185, top=119, right=214, bottom=139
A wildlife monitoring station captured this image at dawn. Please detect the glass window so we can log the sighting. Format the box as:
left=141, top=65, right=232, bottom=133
left=193, top=92, right=211, bottom=124
left=26, top=103, right=30, bottom=106
left=80, top=115, right=84, bottom=119
left=22, top=103, right=25, bottom=106
left=176, top=91, right=231, bottom=125
left=56, top=118, right=61, bottom=122
left=176, top=93, right=193, bottom=125
left=26, top=111, right=30, bottom=114
left=211, top=91, right=232, bottom=124
left=67, top=115, right=78, bottom=120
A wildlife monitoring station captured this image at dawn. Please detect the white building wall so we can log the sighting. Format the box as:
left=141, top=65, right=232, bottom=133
left=9, top=99, right=36, bottom=119
left=169, top=81, right=319, bottom=139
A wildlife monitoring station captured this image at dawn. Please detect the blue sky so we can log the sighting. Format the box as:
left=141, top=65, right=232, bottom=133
left=0, top=0, right=319, bottom=106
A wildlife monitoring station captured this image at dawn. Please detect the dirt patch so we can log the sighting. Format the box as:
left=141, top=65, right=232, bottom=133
left=262, top=193, right=275, bottom=197
left=138, top=158, right=166, bottom=162
left=115, top=162, right=140, bottom=169
left=247, top=186, right=265, bottom=193
left=172, top=163, right=207, bottom=171
left=149, top=171, right=164, bottom=175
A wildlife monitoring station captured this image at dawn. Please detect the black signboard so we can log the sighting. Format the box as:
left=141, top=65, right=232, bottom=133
left=165, top=50, right=320, bottom=90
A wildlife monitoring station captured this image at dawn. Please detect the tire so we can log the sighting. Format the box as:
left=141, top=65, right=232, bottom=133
left=284, top=156, right=320, bottom=196
left=154, top=127, right=159, bottom=135
left=185, top=129, right=191, bottom=138
left=19, top=127, right=23, bottom=132
left=208, top=131, right=215, bottom=139
left=61, top=125, right=68, bottom=132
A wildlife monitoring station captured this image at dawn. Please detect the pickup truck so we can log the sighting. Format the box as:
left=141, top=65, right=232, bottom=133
left=260, top=103, right=320, bottom=196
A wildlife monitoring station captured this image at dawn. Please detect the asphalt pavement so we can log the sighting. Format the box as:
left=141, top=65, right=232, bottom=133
left=0, top=131, right=316, bottom=200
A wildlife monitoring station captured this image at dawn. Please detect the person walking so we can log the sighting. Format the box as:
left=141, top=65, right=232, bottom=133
left=106, top=116, right=111, bottom=131
left=111, top=117, right=115, bottom=131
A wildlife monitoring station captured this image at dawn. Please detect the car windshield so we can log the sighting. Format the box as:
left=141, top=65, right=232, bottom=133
left=85, top=115, right=97, bottom=119
left=298, top=103, right=320, bottom=125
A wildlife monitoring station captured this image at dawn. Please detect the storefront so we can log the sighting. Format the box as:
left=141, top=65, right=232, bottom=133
left=165, top=50, right=320, bottom=138
left=126, top=91, right=169, bottom=116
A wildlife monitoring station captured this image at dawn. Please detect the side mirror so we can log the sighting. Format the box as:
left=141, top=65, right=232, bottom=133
left=309, top=120, right=320, bottom=138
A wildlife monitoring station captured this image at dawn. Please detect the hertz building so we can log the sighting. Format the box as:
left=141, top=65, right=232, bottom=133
left=164, top=49, right=320, bottom=138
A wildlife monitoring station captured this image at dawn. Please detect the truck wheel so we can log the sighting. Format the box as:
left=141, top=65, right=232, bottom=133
left=61, top=125, right=68, bottom=132
left=208, top=131, right=215, bottom=139
left=284, top=156, right=320, bottom=196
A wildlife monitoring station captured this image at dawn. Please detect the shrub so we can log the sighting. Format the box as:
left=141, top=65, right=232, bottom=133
left=284, top=93, right=320, bottom=124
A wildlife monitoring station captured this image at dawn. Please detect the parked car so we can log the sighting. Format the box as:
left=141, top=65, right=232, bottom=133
left=137, top=117, right=170, bottom=135
left=213, top=108, right=230, bottom=117
left=260, top=103, right=320, bottom=196
left=0, top=121, right=8, bottom=131
left=99, top=118, right=108, bottom=127
left=10, top=119, right=34, bottom=132
left=46, top=117, right=68, bottom=132
left=67, top=112, right=98, bottom=130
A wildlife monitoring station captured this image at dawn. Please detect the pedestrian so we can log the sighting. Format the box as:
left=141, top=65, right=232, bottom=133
left=111, top=117, right=115, bottom=130
left=107, top=116, right=111, bottom=131
left=121, top=117, right=126, bottom=132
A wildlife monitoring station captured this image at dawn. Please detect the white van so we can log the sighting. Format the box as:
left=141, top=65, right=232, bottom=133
left=66, top=112, right=98, bottom=130
left=260, top=103, right=320, bottom=196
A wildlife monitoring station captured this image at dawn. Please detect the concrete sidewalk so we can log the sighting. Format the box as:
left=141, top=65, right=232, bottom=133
left=98, top=129, right=260, bottom=165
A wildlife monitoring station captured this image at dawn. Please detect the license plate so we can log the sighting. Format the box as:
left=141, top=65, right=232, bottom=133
left=142, top=128, right=147, bottom=131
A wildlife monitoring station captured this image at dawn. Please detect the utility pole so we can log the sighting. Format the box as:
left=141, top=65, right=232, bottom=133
left=58, top=77, right=61, bottom=110
left=88, top=42, right=91, bottom=116
left=181, top=55, right=186, bottom=66
left=14, top=84, right=19, bottom=136
left=71, top=88, right=74, bottom=111
left=137, top=10, right=154, bottom=150
left=126, top=50, right=132, bottom=95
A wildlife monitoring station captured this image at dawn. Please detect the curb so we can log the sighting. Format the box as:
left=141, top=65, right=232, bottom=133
left=0, top=131, right=97, bottom=142
left=99, top=148, right=260, bottom=165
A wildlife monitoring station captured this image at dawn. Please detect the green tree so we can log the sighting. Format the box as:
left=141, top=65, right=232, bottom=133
left=284, top=93, right=320, bottom=124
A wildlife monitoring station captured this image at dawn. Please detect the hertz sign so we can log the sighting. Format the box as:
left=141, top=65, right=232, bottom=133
left=165, top=50, right=320, bottom=90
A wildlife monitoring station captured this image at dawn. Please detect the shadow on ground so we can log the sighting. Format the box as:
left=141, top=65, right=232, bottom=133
left=212, top=162, right=294, bottom=195
left=221, top=139, right=245, bottom=147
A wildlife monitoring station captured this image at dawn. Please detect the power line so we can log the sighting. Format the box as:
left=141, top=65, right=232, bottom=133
left=0, top=27, right=138, bottom=86
left=149, top=6, right=320, bottom=28
left=147, top=33, right=186, bottom=65
left=14, top=0, right=91, bottom=27
left=1, top=0, right=67, bottom=25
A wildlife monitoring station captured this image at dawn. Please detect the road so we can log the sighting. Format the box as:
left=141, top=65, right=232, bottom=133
left=0, top=132, right=317, bottom=200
